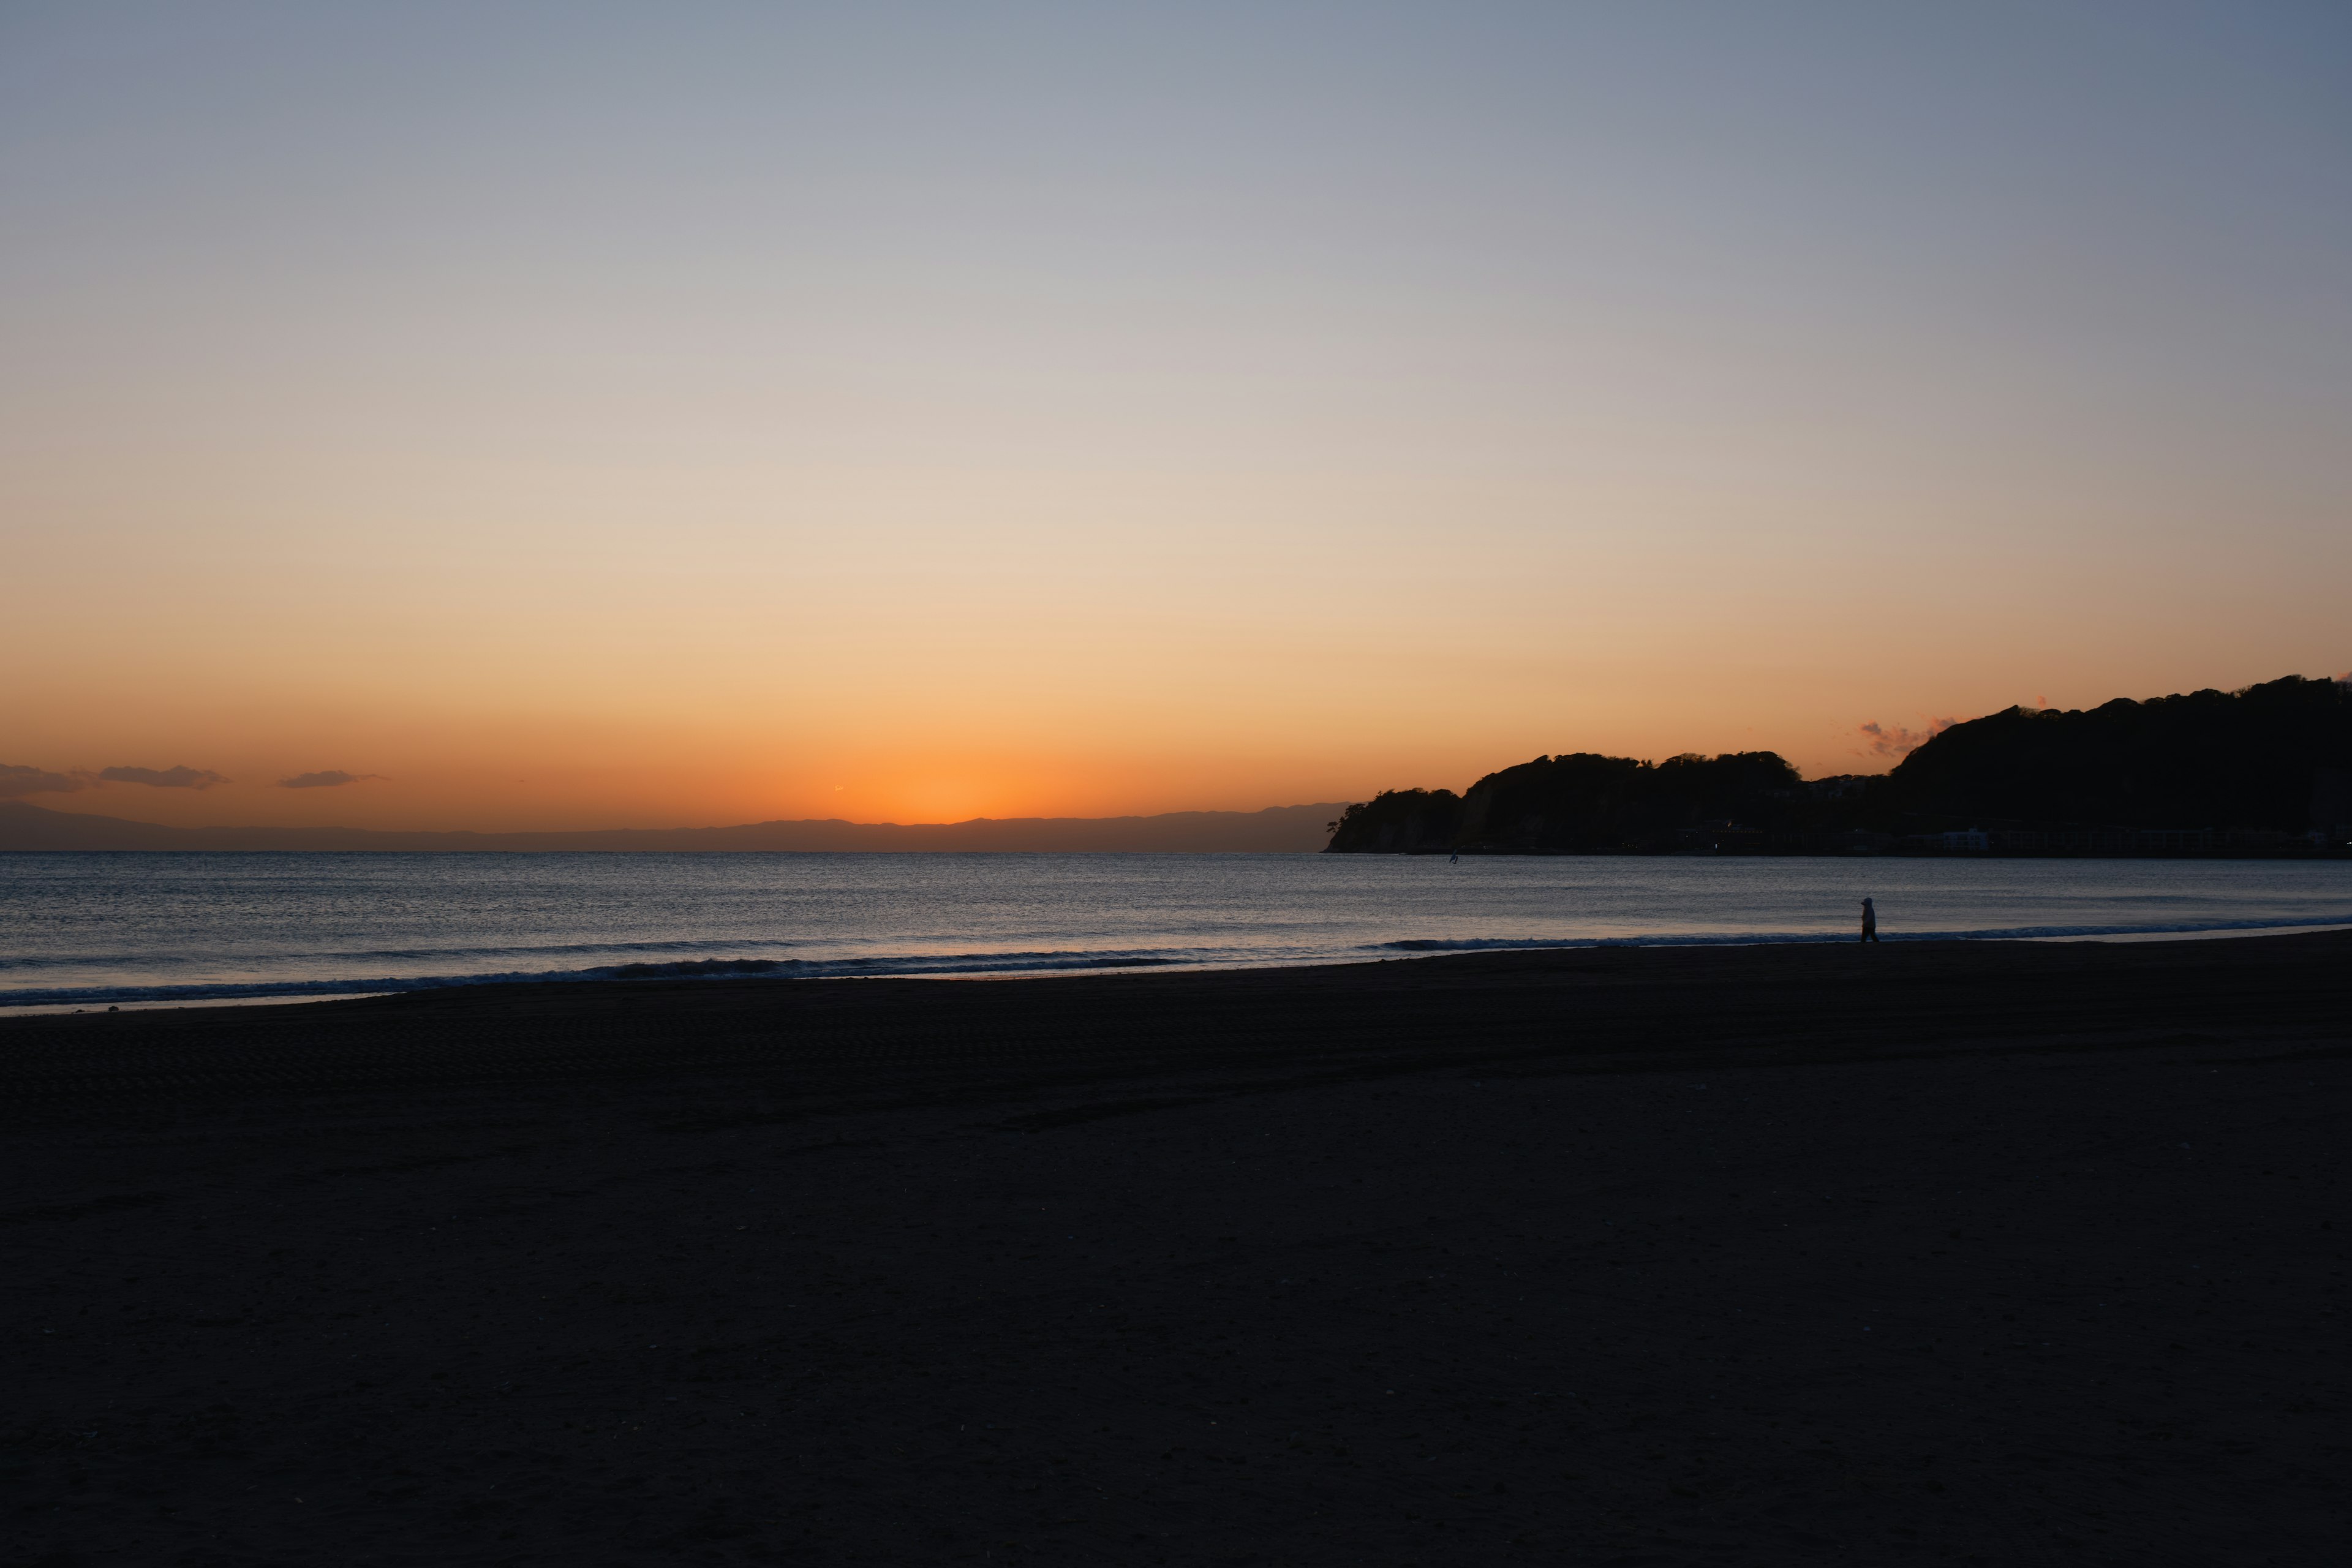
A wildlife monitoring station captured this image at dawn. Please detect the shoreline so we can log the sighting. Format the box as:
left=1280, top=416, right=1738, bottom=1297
left=8, top=914, right=2350, bottom=1017
left=7, top=925, right=2350, bottom=1110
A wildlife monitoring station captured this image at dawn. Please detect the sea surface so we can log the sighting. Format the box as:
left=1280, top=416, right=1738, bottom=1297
left=2, top=851, right=2347, bottom=1011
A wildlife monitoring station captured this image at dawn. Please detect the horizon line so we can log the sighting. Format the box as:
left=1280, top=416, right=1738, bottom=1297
left=0, top=799, right=1354, bottom=837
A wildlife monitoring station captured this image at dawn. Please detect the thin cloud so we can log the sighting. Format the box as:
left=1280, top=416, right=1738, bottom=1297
left=279, top=770, right=384, bottom=790
left=0, top=764, right=88, bottom=799
left=99, top=764, right=230, bottom=790
left=1855, top=717, right=1957, bottom=760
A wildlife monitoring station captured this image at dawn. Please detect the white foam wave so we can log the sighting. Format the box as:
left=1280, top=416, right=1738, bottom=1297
left=0, top=947, right=1194, bottom=1009
left=4, top=912, right=2345, bottom=1012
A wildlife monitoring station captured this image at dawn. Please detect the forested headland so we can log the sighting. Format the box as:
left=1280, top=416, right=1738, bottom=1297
left=1325, top=674, right=2352, bottom=855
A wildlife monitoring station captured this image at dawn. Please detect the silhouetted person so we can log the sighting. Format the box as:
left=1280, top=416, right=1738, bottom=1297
left=1859, top=897, right=1879, bottom=943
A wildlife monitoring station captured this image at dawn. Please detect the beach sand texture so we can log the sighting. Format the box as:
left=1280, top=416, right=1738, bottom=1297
left=4, top=933, right=2347, bottom=1564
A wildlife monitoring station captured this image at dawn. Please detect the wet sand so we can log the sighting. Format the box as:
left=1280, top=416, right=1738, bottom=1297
left=4, top=933, right=2348, bottom=1565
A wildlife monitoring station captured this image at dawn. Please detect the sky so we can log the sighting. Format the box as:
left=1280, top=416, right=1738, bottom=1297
left=4, top=1, right=2348, bottom=830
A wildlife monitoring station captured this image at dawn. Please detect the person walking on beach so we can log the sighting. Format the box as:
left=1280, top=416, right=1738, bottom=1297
left=1859, top=896, right=1879, bottom=943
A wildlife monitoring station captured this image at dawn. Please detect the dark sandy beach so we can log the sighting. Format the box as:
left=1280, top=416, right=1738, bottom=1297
left=4, top=933, right=2347, bottom=1566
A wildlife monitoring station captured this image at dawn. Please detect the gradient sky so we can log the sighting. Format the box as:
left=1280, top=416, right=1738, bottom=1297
left=5, top=2, right=2348, bottom=829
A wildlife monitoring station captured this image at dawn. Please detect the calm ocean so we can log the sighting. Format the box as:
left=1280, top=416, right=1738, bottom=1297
left=2, top=851, right=2346, bottom=1012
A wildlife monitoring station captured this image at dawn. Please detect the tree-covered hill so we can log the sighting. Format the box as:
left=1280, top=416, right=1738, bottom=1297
left=1327, top=751, right=1817, bottom=853
left=1325, top=674, right=2352, bottom=853
left=1875, top=674, right=2351, bottom=832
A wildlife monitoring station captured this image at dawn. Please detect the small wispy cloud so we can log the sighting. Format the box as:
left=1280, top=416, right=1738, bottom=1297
left=279, top=770, right=384, bottom=790
left=99, top=764, right=229, bottom=790
left=1855, top=717, right=1957, bottom=760
left=0, top=764, right=89, bottom=799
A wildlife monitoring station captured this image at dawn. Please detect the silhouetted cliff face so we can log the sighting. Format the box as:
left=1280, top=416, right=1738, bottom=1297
left=1326, top=752, right=1804, bottom=852
left=1880, top=674, right=2352, bottom=832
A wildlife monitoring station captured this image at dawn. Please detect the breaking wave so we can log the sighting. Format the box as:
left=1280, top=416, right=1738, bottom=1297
left=0, top=948, right=1196, bottom=1011
left=4, top=851, right=2343, bottom=1013
left=7, top=913, right=2346, bottom=1012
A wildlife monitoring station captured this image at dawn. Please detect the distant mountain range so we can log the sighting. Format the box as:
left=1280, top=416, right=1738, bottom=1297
left=1327, top=674, right=2352, bottom=854
left=0, top=802, right=1348, bottom=854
